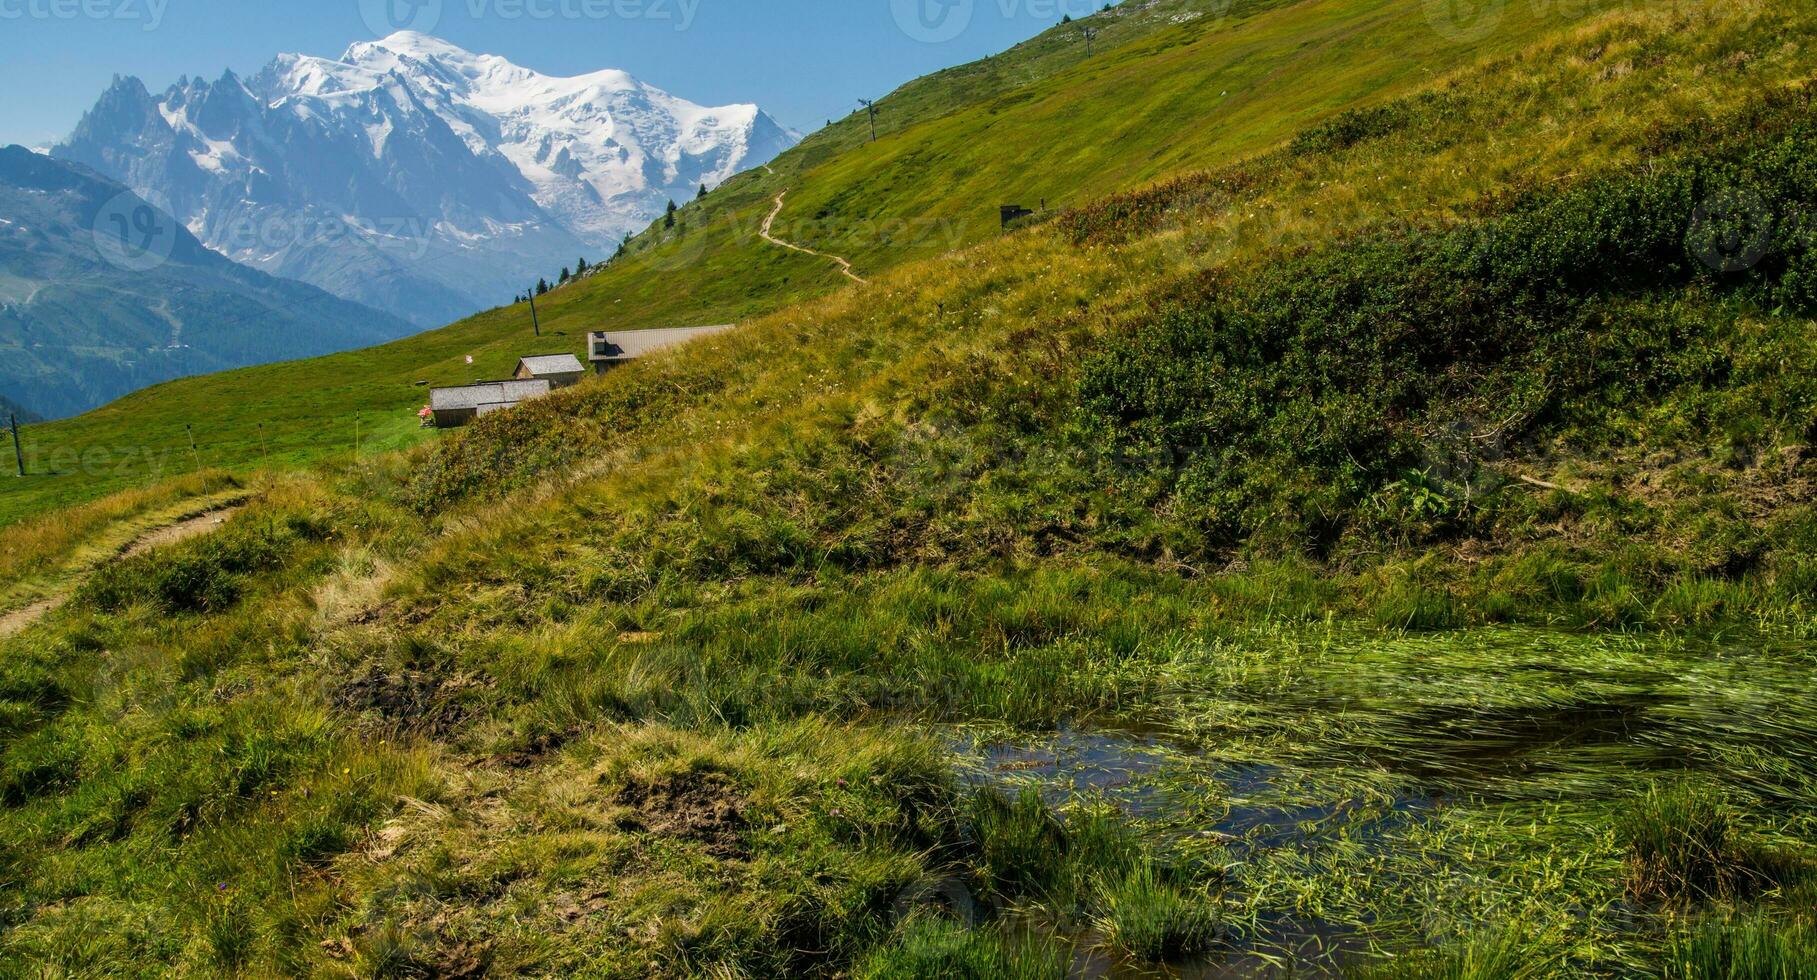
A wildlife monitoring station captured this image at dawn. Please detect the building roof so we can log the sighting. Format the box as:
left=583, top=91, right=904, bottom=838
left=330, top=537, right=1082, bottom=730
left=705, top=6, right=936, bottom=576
left=517, top=353, right=586, bottom=377
left=587, top=325, right=737, bottom=363
left=430, top=379, right=553, bottom=412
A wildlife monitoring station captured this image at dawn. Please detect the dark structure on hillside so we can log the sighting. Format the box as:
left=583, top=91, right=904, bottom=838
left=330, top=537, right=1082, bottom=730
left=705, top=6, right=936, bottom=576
left=428, top=379, right=552, bottom=428
left=587, top=325, right=737, bottom=374
left=514, top=354, right=587, bottom=389
left=1001, top=204, right=1035, bottom=228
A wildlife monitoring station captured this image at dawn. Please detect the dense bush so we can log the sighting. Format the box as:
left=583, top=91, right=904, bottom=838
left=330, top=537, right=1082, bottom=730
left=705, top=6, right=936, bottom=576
left=1079, top=92, right=1817, bottom=556
left=79, top=517, right=309, bottom=615
left=1285, top=93, right=1460, bottom=157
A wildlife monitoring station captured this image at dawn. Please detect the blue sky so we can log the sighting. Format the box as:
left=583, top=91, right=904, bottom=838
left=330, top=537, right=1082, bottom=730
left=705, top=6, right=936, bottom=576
left=0, top=0, right=1112, bottom=147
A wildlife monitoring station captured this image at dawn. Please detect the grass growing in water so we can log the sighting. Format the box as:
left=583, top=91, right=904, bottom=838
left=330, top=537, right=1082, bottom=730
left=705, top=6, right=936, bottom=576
left=3, top=2, right=1816, bottom=974
left=858, top=918, right=1068, bottom=980
left=1092, top=860, right=1222, bottom=962
left=1618, top=782, right=1805, bottom=906
left=1361, top=928, right=1556, bottom=980
left=1665, top=914, right=1817, bottom=980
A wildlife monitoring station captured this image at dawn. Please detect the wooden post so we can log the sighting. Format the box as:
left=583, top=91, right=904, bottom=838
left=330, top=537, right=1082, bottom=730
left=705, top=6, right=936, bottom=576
left=186, top=424, right=201, bottom=472
left=528, top=291, right=542, bottom=337
left=8, top=414, right=22, bottom=477
left=860, top=99, right=878, bottom=142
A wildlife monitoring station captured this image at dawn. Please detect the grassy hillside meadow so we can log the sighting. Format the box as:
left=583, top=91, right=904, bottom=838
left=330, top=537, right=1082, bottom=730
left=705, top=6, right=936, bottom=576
left=6, top=0, right=1572, bottom=528
left=2, top=0, right=1817, bottom=976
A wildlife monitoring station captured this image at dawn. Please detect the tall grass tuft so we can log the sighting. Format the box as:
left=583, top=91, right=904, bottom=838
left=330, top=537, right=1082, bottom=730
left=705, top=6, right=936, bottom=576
left=1361, top=928, right=1555, bottom=979
left=858, top=918, right=1068, bottom=980
left=1617, top=782, right=1771, bottom=903
left=1092, top=861, right=1221, bottom=962
left=1664, top=915, right=1817, bottom=980
left=968, top=787, right=1069, bottom=900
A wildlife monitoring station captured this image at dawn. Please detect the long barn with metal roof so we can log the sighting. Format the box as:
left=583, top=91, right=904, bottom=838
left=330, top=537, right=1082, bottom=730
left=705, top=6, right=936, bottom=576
left=429, top=379, right=552, bottom=428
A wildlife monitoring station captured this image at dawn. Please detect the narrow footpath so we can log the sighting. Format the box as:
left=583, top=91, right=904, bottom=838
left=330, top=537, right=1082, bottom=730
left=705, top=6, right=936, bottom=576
left=760, top=191, right=868, bottom=285
left=0, top=502, right=249, bottom=639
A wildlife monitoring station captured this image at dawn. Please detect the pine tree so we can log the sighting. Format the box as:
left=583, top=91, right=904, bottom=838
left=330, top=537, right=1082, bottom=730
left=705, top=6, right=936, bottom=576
left=576, top=256, right=589, bottom=276
left=536, top=278, right=550, bottom=296
left=664, top=200, right=678, bottom=229
left=697, top=183, right=708, bottom=200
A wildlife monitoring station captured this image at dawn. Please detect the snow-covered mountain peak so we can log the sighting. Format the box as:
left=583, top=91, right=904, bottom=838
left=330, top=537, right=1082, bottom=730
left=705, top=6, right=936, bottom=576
left=54, top=35, right=796, bottom=327
left=345, top=30, right=477, bottom=64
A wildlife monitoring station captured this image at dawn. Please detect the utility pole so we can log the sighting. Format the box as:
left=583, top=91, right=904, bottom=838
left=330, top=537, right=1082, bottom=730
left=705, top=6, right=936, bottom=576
left=1082, top=27, right=1098, bottom=58
left=186, top=424, right=201, bottom=473
left=8, top=414, right=22, bottom=477
left=859, top=99, right=878, bottom=142
left=528, top=289, right=542, bottom=338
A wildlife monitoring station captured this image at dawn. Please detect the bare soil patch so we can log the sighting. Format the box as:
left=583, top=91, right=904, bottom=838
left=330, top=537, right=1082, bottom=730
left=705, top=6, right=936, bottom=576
left=610, top=769, right=749, bottom=859
left=121, top=506, right=246, bottom=559
left=0, top=598, right=64, bottom=639
left=332, top=669, right=478, bottom=737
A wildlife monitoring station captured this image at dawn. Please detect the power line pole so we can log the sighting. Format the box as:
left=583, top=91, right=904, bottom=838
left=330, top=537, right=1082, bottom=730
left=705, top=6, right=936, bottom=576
left=1082, top=27, right=1098, bottom=58
left=528, top=289, right=542, bottom=337
left=8, top=414, right=22, bottom=477
left=859, top=99, right=878, bottom=142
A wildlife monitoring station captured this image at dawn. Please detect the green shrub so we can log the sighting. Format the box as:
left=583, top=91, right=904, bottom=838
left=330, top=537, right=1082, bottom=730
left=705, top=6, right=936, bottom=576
left=1078, top=98, right=1817, bottom=559
left=1287, top=95, right=1452, bottom=156
left=80, top=519, right=297, bottom=615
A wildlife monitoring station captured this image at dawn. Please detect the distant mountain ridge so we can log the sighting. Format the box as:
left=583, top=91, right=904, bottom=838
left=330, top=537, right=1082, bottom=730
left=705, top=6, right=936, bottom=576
left=0, top=146, right=415, bottom=420
left=0, top=393, right=38, bottom=425
left=53, top=32, right=797, bottom=327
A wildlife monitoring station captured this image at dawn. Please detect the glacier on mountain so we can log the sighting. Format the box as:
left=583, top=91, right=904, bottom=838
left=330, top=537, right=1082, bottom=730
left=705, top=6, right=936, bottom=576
left=54, top=32, right=796, bottom=326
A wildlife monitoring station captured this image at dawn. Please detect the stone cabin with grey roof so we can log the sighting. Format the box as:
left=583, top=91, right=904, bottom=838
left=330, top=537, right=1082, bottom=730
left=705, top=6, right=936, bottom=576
left=587, top=325, right=736, bottom=374
left=514, top=354, right=587, bottom=389
left=429, top=379, right=552, bottom=428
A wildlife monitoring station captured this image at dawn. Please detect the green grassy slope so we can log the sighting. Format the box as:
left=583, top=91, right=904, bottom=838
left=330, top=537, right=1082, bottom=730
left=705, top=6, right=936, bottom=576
left=0, top=0, right=1582, bottom=527
left=3, top=1, right=1816, bottom=975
